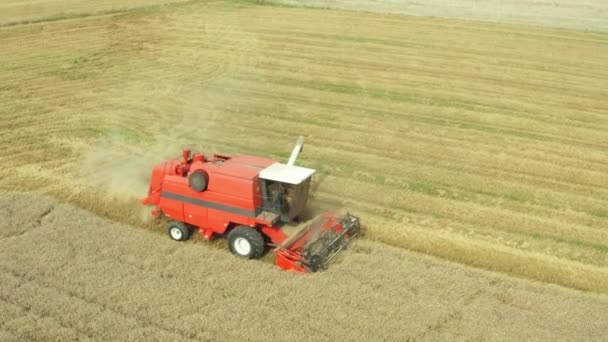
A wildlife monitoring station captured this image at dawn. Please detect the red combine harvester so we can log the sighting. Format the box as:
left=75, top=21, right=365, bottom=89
left=139, top=137, right=359, bottom=272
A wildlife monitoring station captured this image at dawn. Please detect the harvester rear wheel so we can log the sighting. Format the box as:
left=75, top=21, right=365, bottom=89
left=227, top=226, right=265, bottom=259
left=168, top=221, right=191, bottom=241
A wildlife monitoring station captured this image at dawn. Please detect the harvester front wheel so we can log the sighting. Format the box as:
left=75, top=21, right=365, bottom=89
left=227, top=226, right=265, bottom=258
left=168, top=221, right=191, bottom=241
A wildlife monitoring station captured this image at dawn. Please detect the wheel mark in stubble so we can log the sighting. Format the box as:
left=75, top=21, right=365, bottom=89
left=0, top=267, right=201, bottom=341
left=417, top=309, right=463, bottom=338
left=34, top=205, right=54, bottom=227
left=0, top=206, right=56, bottom=241
left=0, top=296, right=91, bottom=339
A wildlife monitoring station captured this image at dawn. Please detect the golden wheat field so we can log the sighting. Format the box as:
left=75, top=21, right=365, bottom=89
left=1, top=0, right=608, bottom=339
left=2, top=193, right=607, bottom=341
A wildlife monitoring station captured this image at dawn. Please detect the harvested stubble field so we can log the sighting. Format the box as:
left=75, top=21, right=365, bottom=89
left=1, top=193, right=608, bottom=341
left=1, top=0, right=608, bottom=339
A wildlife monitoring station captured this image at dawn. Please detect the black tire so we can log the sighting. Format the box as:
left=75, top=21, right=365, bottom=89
left=227, top=226, right=265, bottom=258
left=168, top=221, right=191, bottom=241
left=189, top=171, right=208, bottom=192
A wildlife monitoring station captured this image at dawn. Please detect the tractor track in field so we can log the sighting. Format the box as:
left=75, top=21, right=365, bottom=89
left=34, top=205, right=55, bottom=227
left=0, top=0, right=207, bottom=27
left=0, top=297, right=92, bottom=340
left=1, top=269, right=200, bottom=341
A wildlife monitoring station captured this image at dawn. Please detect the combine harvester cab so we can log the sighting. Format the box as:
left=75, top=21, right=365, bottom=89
left=139, top=136, right=360, bottom=273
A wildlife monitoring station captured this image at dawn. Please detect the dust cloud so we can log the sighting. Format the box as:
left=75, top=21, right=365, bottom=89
left=75, top=9, right=265, bottom=224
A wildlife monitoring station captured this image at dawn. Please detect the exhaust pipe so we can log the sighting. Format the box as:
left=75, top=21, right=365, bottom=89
left=182, top=149, right=191, bottom=164
left=287, top=136, right=304, bottom=166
